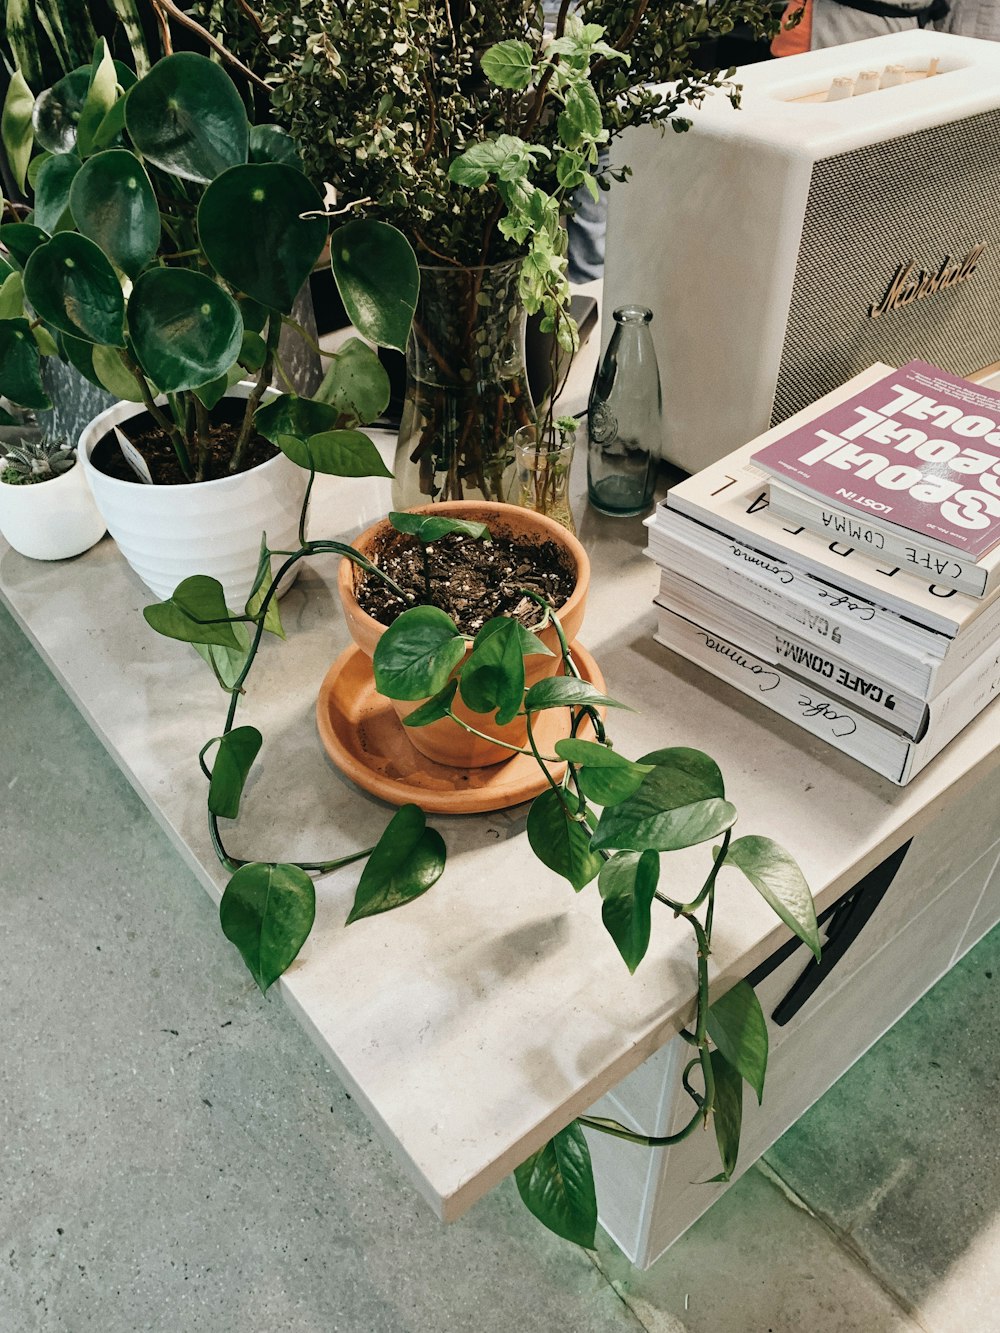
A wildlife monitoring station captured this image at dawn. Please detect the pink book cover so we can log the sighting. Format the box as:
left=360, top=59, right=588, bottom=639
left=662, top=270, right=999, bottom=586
left=752, top=361, right=1000, bottom=558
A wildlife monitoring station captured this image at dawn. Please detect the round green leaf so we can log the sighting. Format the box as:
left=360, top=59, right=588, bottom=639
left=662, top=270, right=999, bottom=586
left=0, top=222, right=49, bottom=269
left=248, top=124, right=301, bottom=166
left=69, top=149, right=160, bottom=277
left=23, top=232, right=125, bottom=345
left=219, top=861, right=315, bottom=993
left=31, top=67, right=90, bottom=154
left=330, top=218, right=419, bottom=352
left=0, top=271, right=24, bottom=320
left=373, top=605, right=467, bottom=701
left=346, top=805, right=446, bottom=924
left=198, top=163, right=327, bottom=314
left=32, top=152, right=82, bottom=235
left=128, top=267, right=243, bottom=393
left=92, top=342, right=150, bottom=401
left=125, top=52, right=249, bottom=184
left=0, top=318, right=50, bottom=409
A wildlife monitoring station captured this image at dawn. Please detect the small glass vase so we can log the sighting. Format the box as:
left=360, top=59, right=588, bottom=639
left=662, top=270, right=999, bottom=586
left=587, top=305, right=661, bottom=517
left=392, top=259, right=536, bottom=506
left=511, top=424, right=577, bottom=535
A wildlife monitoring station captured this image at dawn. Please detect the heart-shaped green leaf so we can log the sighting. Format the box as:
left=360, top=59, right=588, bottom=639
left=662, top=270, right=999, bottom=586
left=523, top=676, right=628, bottom=714
left=129, top=267, right=243, bottom=392
left=69, top=149, right=159, bottom=277
left=0, top=318, right=50, bottom=409
left=598, top=849, right=660, bottom=973
left=142, top=575, right=243, bottom=649
left=219, top=861, right=315, bottom=993
left=31, top=67, right=90, bottom=155
left=401, top=679, right=458, bottom=727
left=198, top=163, right=327, bottom=313
left=591, top=750, right=738, bottom=853
left=459, top=617, right=525, bottom=723
left=475, top=616, right=551, bottom=659
left=248, top=123, right=301, bottom=166
left=23, top=232, right=125, bottom=345
left=330, top=218, right=418, bottom=352
left=2, top=70, right=35, bottom=193
left=315, top=336, right=390, bottom=425
left=388, top=511, right=491, bottom=544
left=244, top=535, right=285, bottom=640
left=514, top=1123, right=597, bottom=1248
left=254, top=393, right=339, bottom=445
left=207, top=725, right=263, bottom=820
left=194, top=621, right=251, bottom=691
left=554, top=739, right=653, bottom=807
left=126, top=52, right=248, bottom=183
left=725, top=836, right=820, bottom=960
left=347, top=805, right=446, bottom=924
left=372, top=605, right=466, bottom=701
left=277, top=429, right=392, bottom=479
left=707, top=980, right=768, bottom=1105
left=709, top=1050, right=743, bottom=1182
left=0, top=222, right=49, bottom=269
left=32, top=152, right=82, bottom=235
left=526, top=787, right=602, bottom=892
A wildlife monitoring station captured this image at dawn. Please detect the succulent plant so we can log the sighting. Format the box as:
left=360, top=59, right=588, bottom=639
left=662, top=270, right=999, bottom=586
left=0, top=437, right=75, bottom=485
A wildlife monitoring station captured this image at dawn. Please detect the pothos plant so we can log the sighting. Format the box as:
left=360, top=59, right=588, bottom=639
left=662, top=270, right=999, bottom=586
left=144, top=453, right=819, bottom=1252
left=0, top=41, right=416, bottom=480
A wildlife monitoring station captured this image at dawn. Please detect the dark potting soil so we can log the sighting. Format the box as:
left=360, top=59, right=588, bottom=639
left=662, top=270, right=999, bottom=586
left=357, top=528, right=577, bottom=637
left=90, top=400, right=277, bottom=485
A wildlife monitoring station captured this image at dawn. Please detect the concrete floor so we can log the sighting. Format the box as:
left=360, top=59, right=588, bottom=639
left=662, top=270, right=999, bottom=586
left=2, top=598, right=997, bottom=1333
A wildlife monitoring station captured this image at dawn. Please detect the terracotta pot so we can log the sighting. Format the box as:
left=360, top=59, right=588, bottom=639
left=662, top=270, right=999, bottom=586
left=337, top=501, right=591, bottom=768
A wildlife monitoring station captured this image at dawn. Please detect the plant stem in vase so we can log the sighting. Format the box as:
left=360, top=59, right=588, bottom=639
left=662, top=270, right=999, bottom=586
left=512, top=420, right=577, bottom=535
left=393, top=259, right=536, bottom=506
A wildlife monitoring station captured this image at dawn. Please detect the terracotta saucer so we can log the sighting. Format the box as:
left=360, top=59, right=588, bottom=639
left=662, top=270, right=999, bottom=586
left=316, top=642, right=605, bottom=814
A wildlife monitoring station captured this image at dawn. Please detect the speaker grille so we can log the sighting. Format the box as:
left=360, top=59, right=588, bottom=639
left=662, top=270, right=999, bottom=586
left=772, top=108, right=1000, bottom=425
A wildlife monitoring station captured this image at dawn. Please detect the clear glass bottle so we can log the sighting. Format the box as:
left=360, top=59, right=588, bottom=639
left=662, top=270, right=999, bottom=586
left=587, top=305, right=661, bottom=517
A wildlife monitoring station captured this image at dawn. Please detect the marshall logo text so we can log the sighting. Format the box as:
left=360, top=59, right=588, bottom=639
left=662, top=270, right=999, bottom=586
left=868, top=244, right=986, bottom=320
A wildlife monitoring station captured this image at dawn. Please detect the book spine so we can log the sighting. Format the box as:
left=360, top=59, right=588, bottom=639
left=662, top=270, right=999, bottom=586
left=654, top=583, right=929, bottom=736
left=654, top=605, right=1000, bottom=785
left=646, top=515, right=947, bottom=688
left=767, top=482, right=992, bottom=598
left=652, top=606, right=914, bottom=782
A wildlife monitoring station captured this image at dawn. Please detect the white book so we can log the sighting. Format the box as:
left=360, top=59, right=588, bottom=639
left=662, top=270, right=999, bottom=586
left=660, top=364, right=1000, bottom=638
left=655, top=574, right=929, bottom=736
left=766, top=478, right=998, bottom=599
left=653, top=603, right=1000, bottom=785
left=646, top=514, right=1000, bottom=697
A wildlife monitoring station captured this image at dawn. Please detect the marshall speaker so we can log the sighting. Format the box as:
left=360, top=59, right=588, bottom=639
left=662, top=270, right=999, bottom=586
left=603, top=31, right=1000, bottom=475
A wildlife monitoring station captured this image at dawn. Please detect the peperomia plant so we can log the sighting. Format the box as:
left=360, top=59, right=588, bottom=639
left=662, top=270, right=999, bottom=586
left=144, top=441, right=819, bottom=1249
left=0, top=41, right=417, bottom=481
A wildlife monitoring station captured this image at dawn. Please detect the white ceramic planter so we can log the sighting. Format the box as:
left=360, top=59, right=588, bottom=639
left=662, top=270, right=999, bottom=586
left=78, top=385, right=307, bottom=605
left=0, top=460, right=106, bottom=560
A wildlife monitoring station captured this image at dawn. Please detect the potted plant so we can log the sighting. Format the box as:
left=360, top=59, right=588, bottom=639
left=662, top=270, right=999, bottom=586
left=142, top=438, right=818, bottom=1252
left=0, top=421, right=105, bottom=559
left=215, top=0, right=783, bottom=508
left=0, top=39, right=418, bottom=601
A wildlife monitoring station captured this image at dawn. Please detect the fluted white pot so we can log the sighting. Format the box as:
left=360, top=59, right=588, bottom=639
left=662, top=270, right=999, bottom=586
left=78, top=385, right=307, bottom=605
left=0, top=459, right=106, bottom=560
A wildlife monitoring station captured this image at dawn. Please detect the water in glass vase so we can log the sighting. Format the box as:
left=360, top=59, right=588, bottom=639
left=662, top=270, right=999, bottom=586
left=393, top=259, right=536, bottom=506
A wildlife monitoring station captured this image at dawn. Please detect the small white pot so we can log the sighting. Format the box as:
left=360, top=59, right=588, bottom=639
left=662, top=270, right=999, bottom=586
left=78, top=385, right=307, bottom=605
left=0, top=459, right=106, bottom=561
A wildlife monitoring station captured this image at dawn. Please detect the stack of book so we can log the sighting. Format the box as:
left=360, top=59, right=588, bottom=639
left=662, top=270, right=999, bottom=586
left=646, top=361, right=1000, bottom=784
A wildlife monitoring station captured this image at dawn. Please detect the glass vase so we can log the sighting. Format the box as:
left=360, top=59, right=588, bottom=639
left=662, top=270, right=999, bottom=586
left=511, top=424, right=577, bottom=535
left=587, top=305, right=661, bottom=517
left=392, top=259, right=536, bottom=506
